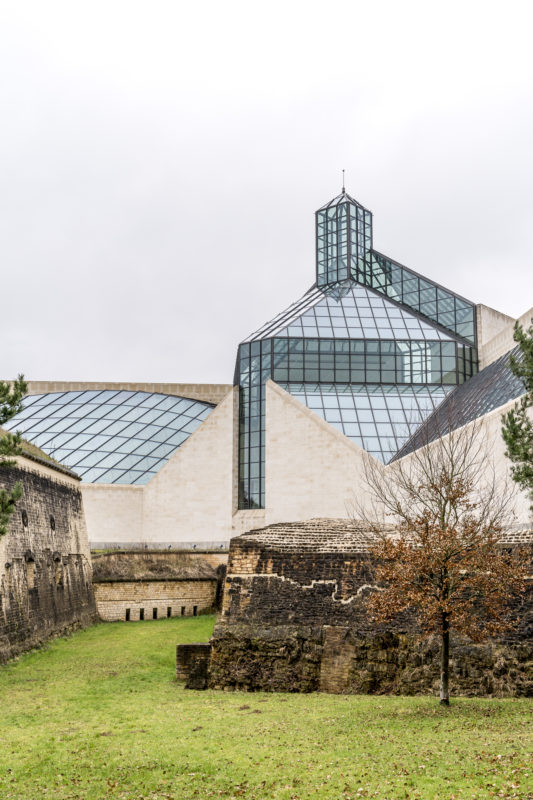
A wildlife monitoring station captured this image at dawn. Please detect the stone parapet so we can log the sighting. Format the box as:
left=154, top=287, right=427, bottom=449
left=24, top=381, right=232, bottom=406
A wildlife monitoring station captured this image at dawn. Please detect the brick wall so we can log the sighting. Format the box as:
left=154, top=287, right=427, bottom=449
left=0, top=462, right=97, bottom=662
left=93, top=579, right=217, bottom=621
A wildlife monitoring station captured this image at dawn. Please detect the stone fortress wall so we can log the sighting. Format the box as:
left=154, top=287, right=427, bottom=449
left=198, top=520, right=533, bottom=696
left=92, top=550, right=226, bottom=622
left=0, top=455, right=97, bottom=663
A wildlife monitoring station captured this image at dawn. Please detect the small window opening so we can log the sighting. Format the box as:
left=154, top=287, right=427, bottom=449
left=49, top=514, right=56, bottom=531
left=139, top=608, right=144, bottom=621
left=21, top=509, right=28, bottom=528
left=193, top=605, right=198, bottom=617
left=26, top=561, right=35, bottom=590
left=125, top=608, right=130, bottom=621
left=152, top=608, right=157, bottom=620
left=167, top=606, right=171, bottom=618
left=181, top=606, right=185, bottom=616
left=54, top=556, right=63, bottom=588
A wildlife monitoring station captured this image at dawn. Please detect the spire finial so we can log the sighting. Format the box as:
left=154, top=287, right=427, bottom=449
left=342, top=169, right=345, bottom=193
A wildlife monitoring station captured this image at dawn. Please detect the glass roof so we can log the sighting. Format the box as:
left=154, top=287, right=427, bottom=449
left=5, top=390, right=215, bottom=485
left=244, top=281, right=452, bottom=343
left=280, top=383, right=453, bottom=464
left=317, top=189, right=371, bottom=213
left=394, top=345, right=525, bottom=460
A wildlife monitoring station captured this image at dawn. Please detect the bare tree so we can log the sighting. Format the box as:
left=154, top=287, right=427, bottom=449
left=355, top=414, right=528, bottom=705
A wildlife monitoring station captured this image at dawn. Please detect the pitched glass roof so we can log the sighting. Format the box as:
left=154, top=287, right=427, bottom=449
left=317, top=189, right=371, bottom=213
left=393, top=346, right=525, bottom=460
left=5, top=390, right=215, bottom=484
left=244, top=281, right=452, bottom=343
left=280, top=383, right=452, bottom=463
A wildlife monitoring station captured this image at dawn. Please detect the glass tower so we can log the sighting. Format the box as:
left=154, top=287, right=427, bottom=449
left=236, top=189, right=478, bottom=510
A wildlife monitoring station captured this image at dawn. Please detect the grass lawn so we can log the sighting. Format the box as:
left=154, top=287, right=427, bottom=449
left=0, top=617, right=531, bottom=800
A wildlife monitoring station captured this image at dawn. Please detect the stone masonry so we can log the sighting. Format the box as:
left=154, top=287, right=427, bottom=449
left=0, top=458, right=97, bottom=663
left=92, top=550, right=227, bottom=621
left=205, top=519, right=532, bottom=697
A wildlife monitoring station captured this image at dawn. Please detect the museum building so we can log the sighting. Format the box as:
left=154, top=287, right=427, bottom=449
left=5, top=189, right=532, bottom=546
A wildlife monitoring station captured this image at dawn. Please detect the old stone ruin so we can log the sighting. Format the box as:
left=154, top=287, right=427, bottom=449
left=92, top=549, right=227, bottom=622
left=0, top=447, right=97, bottom=663
left=177, top=519, right=533, bottom=696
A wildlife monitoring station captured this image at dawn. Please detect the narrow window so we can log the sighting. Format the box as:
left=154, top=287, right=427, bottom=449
left=21, top=509, right=28, bottom=528
left=152, top=608, right=157, bottom=620
left=167, top=606, right=171, bottom=618
left=54, top=557, right=63, bottom=588
left=139, top=608, right=144, bottom=620
left=125, top=608, right=130, bottom=621
left=25, top=552, right=36, bottom=590
left=181, top=606, right=185, bottom=616
left=26, top=561, right=35, bottom=590
left=193, top=605, right=198, bottom=617
left=49, top=514, right=56, bottom=531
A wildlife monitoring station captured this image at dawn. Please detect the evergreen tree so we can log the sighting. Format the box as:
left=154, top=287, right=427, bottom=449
left=502, top=319, right=533, bottom=511
left=0, top=375, right=28, bottom=537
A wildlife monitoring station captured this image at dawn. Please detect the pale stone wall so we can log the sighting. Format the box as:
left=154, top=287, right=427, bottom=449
left=478, top=305, right=533, bottom=369
left=41, top=365, right=532, bottom=549
left=476, top=304, right=514, bottom=368
left=264, top=381, right=381, bottom=525
left=231, top=510, right=267, bottom=536
left=396, top=398, right=533, bottom=526
left=141, top=388, right=237, bottom=545
left=25, top=381, right=232, bottom=406
left=81, top=484, right=144, bottom=548
left=93, top=579, right=216, bottom=621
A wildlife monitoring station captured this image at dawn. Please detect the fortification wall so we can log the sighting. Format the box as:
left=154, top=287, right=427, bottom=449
left=0, top=461, right=97, bottom=662
left=207, top=521, right=532, bottom=697
left=92, top=549, right=226, bottom=621
left=94, top=579, right=216, bottom=622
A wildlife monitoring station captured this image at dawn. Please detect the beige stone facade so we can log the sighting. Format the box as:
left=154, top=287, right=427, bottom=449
left=26, top=381, right=232, bottom=406
left=264, top=381, right=379, bottom=525
left=477, top=305, right=533, bottom=369
left=23, top=303, right=531, bottom=549
left=82, top=484, right=144, bottom=548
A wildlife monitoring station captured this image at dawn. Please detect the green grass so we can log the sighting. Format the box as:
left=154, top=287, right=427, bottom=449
left=0, top=618, right=531, bottom=800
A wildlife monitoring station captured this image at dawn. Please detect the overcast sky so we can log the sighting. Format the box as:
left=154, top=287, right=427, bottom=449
left=1, top=1, right=532, bottom=384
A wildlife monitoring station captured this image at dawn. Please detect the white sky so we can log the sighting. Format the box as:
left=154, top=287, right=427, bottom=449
left=1, top=0, right=532, bottom=384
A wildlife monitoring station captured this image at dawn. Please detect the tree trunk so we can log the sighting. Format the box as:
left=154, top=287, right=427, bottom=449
left=440, top=613, right=450, bottom=705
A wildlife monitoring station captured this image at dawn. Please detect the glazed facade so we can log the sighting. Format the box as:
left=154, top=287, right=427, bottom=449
left=237, top=190, right=478, bottom=508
